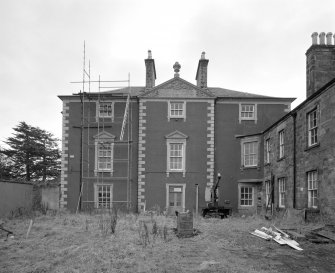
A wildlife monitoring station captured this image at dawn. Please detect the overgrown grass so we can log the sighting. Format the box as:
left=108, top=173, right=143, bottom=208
left=1, top=212, right=334, bottom=273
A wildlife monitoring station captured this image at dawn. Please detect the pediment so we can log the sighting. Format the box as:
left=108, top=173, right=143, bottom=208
left=93, top=131, right=116, bottom=140
left=165, top=130, right=188, bottom=139
left=140, top=77, right=214, bottom=98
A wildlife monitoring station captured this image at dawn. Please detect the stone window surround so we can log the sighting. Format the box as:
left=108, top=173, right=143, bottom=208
left=278, top=130, right=285, bottom=159
left=306, top=106, right=319, bottom=148
left=240, top=136, right=260, bottom=169
left=239, top=103, right=257, bottom=123
left=93, top=132, right=115, bottom=175
left=278, top=177, right=286, bottom=208
left=94, top=183, right=113, bottom=208
left=96, top=101, right=115, bottom=121
left=265, top=138, right=271, bottom=164
left=165, top=131, right=188, bottom=177
left=168, top=100, right=186, bottom=121
left=307, top=170, right=318, bottom=209
left=165, top=183, right=186, bottom=212
left=238, top=184, right=254, bottom=207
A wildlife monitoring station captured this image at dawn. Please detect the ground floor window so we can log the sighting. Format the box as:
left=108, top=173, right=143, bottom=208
left=240, top=186, right=253, bottom=206
left=307, top=171, right=318, bottom=208
left=265, top=180, right=271, bottom=207
left=95, top=184, right=113, bottom=208
left=278, top=177, right=286, bottom=208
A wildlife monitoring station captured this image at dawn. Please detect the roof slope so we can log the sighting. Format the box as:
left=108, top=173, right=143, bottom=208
left=61, top=78, right=294, bottom=102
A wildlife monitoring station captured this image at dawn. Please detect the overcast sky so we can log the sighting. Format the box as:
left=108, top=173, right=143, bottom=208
left=1, top=0, right=335, bottom=146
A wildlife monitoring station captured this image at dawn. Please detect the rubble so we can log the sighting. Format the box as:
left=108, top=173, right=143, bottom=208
left=250, top=226, right=303, bottom=251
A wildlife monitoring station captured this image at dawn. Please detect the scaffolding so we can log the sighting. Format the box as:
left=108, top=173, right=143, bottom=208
left=71, top=42, right=133, bottom=212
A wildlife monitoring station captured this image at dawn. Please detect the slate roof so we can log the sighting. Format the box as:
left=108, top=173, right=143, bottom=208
left=97, top=85, right=293, bottom=101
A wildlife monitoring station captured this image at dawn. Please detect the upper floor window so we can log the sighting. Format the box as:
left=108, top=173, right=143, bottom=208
left=307, top=170, right=318, bottom=208
left=279, top=130, right=285, bottom=159
left=98, top=102, right=114, bottom=119
left=307, top=109, right=318, bottom=147
left=265, top=139, right=270, bottom=164
left=169, top=101, right=185, bottom=119
left=240, top=104, right=255, bottom=120
left=97, top=142, right=113, bottom=171
left=278, top=177, right=286, bottom=208
left=94, top=131, right=115, bottom=174
left=242, top=140, right=258, bottom=167
left=165, top=131, right=188, bottom=176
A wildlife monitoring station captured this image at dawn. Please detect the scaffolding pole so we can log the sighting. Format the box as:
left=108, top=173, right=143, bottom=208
left=71, top=46, right=132, bottom=211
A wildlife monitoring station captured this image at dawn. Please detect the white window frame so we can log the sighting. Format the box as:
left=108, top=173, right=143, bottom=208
left=265, top=139, right=270, bottom=164
left=97, top=102, right=114, bottom=120
left=307, top=171, right=318, bottom=209
left=265, top=180, right=271, bottom=207
left=167, top=141, right=186, bottom=174
left=239, top=103, right=257, bottom=122
left=168, top=101, right=186, bottom=120
left=307, top=109, right=318, bottom=147
left=94, top=132, right=115, bottom=175
left=279, top=130, right=285, bottom=158
left=166, top=131, right=188, bottom=177
left=240, top=186, right=254, bottom=206
left=278, top=177, right=286, bottom=208
left=94, top=183, right=113, bottom=208
left=241, top=137, right=259, bottom=168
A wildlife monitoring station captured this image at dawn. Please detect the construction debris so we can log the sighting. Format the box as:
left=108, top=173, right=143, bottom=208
left=250, top=226, right=303, bottom=251
left=0, top=222, right=14, bottom=240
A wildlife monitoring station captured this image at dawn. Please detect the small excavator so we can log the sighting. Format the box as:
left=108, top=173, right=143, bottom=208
left=202, top=173, right=232, bottom=218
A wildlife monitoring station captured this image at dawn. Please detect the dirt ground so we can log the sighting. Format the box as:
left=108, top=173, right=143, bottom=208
left=1, top=212, right=335, bottom=273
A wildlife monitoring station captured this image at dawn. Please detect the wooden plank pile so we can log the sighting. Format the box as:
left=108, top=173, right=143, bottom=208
left=250, top=226, right=303, bottom=251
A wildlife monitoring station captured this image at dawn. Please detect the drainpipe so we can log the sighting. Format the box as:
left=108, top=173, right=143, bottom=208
left=293, top=112, right=297, bottom=208
left=195, top=184, right=199, bottom=217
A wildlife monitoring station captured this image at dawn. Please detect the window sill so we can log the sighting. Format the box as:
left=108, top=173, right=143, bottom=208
left=277, top=156, right=285, bottom=162
left=166, top=170, right=186, bottom=177
left=241, top=165, right=260, bottom=171
left=168, top=117, right=185, bottom=122
left=305, top=143, right=320, bottom=152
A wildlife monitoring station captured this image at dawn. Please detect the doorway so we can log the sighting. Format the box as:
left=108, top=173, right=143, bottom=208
left=166, top=184, right=186, bottom=215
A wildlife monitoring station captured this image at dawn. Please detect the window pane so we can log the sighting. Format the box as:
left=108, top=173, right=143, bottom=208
left=240, top=186, right=253, bottom=206
left=243, top=141, right=258, bottom=167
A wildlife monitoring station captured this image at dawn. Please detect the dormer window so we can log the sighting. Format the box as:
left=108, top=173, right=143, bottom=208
left=168, top=101, right=185, bottom=120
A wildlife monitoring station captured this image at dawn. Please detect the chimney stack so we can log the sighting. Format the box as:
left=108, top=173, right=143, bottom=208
left=306, top=32, right=335, bottom=98
left=145, top=50, right=156, bottom=89
left=195, top=51, right=209, bottom=88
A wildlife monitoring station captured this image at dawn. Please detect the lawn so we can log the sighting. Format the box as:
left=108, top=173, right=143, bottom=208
left=1, top=211, right=335, bottom=273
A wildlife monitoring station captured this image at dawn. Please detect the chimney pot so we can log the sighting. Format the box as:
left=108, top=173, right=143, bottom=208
left=319, top=32, right=326, bottom=45
left=148, top=50, right=152, bottom=59
left=311, top=32, right=318, bottom=45
left=325, top=32, right=333, bottom=45
left=201, top=52, right=206, bottom=60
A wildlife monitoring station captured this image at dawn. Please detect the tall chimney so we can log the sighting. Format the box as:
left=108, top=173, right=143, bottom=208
left=306, top=32, right=335, bottom=98
left=145, top=50, right=156, bottom=89
left=195, top=51, right=209, bottom=88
